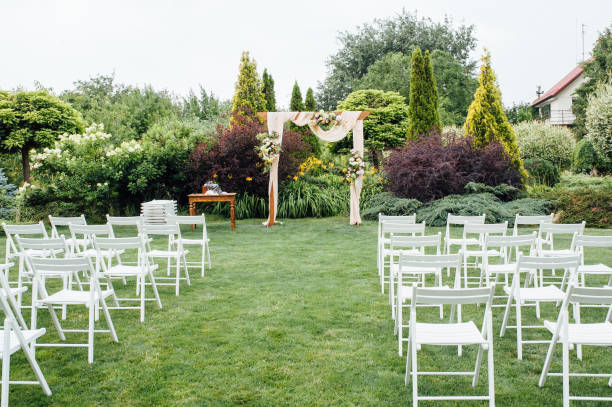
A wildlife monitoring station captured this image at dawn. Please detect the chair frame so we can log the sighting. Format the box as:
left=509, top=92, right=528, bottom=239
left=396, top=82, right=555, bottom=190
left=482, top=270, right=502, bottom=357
left=538, top=285, right=612, bottom=406
left=379, top=221, right=425, bottom=294
left=378, top=214, right=417, bottom=276
left=48, top=214, right=87, bottom=253
left=405, top=285, right=496, bottom=406
left=461, top=222, right=508, bottom=288
left=570, top=234, right=612, bottom=287
left=166, top=215, right=211, bottom=277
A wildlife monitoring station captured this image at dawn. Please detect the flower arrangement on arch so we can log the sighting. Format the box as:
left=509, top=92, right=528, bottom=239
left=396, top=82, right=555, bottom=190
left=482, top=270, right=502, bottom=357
left=343, top=149, right=366, bottom=183
left=312, top=110, right=341, bottom=131
left=256, top=132, right=282, bottom=173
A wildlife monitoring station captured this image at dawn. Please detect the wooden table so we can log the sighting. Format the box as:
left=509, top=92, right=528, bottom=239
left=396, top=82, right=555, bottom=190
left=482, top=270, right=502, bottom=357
left=188, top=193, right=236, bottom=231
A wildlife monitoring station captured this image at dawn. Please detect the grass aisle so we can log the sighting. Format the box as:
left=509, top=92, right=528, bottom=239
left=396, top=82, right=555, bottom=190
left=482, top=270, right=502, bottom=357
left=7, top=217, right=612, bottom=406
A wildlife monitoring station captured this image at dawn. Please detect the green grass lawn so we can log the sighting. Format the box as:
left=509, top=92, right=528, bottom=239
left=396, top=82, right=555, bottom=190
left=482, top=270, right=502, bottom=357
left=4, top=217, right=612, bottom=406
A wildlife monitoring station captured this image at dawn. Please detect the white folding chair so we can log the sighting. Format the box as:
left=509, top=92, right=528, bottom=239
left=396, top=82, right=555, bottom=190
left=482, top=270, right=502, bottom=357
left=378, top=213, right=417, bottom=275
left=539, top=285, right=612, bottom=406
left=537, top=222, right=586, bottom=257
left=27, top=256, right=118, bottom=363
left=166, top=215, right=211, bottom=277
left=443, top=214, right=486, bottom=255
left=480, top=233, right=537, bottom=304
left=500, top=255, right=580, bottom=360
left=16, top=237, right=75, bottom=319
left=405, top=285, right=496, bottom=406
left=379, top=222, right=425, bottom=294
left=106, top=215, right=144, bottom=238
left=570, top=234, right=612, bottom=287
left=461, top=222, right=508, bottom=288
left=513, top=214, right=554, bottom=249
left=389, top=234, right=442, bottom=321
left=0, top=270, right=51, bottom=406
left=93, top=236, right=162, bottom=322
left=395, top=250, right=461, bottom=356
left=0, top=264, right=27, bottom=331
left=48, top=214, right=87, bottom=253
left=139, top=224, right=190, bottom=296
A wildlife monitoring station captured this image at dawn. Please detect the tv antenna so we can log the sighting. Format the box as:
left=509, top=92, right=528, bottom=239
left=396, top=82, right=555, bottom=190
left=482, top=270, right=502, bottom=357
left=581, top=23, right=587, bottom=62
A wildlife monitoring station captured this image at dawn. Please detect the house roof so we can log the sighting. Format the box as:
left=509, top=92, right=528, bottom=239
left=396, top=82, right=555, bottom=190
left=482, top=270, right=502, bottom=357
left=531, top=64, right=584, bottom=107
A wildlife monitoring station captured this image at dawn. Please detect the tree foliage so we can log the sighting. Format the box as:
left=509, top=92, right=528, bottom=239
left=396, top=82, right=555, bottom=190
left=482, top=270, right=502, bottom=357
left=289, top=82, right=305, bottom=111
left=262, top=69, right=276, bottom=112
left=231, top=51, right=266, bottom=123
left=0, top=90, right=85, bottom=182
left=335, top=89, right=409, bottom=167
left=289, top=83, right=320, bottom=156
left=504, top=102, right=534, bottom=124
left=304, top=88, right=317, bottom=111
left=407, top=48, right=440, bottom=137
left=61, top=74, right=179, bottom=142
left=585, top=82, right=612, bottom=164
left=354, top=50, right=476, bottom=126
left=513, top=121, right=576, bottom=170
left=182, top=85, right=230, bottom=122
left=572, top=25, right=612, bottom=137
left=317, top=10, right=477, bottom=110
left=464, top=52, right=526, bottom=179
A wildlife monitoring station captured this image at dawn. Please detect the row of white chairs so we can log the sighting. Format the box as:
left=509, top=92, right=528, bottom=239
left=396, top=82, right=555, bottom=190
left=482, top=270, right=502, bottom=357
left=0, top=214, right=212, bottom=405
left=378, top=213, right=612, bottom=406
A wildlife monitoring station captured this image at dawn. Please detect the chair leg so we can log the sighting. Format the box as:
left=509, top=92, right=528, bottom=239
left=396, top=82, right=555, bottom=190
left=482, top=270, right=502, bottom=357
left=538, top=325, right=560, bottom=387
left=183, top=255, right=191, bottom=286
left=411, top=334, right=418, bottom=407
left=404, top=335, right=411, bottom=386
left=175, top=256, right=180, bottom=296
left=397, top=302, right=403, bottom=355
left=516, top=298, right=523, bottom=360
left=473, top=343, right=484, bottom=387
left=100, top=299, right=118, bottom=343
left=15, top=321, right=51, bottom=396
left=201, top=246, right=205, bottom=277
left=87, top=301, right=95, bottom=364
left=206, top=243, right=212, bottom=270
left=2, top=320, right=11, bottom=407
left=562, top=318, right=570, bottom=407
left=572, top=303, right=582, bottom=360
left=487, top=316, right=495, bottom=407
left=500, top=294, right=513, bottom=337
left=149, top=272, right=162, bottom=309
left=140, top=275, right=145, bottom=323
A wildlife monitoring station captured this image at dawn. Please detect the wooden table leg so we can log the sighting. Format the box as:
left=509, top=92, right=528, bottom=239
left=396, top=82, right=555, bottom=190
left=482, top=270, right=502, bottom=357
left=230, top=199, right=236, bottom=231
left=189, top=201, right=195, bottom=232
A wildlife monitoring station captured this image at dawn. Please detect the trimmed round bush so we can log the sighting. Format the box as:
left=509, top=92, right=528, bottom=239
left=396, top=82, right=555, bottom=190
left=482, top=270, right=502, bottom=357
left=514, top=121, right=576, bottom=170
left=524, top=158, right=560, bottom=187
left=572, top=138, right=607, bottom=174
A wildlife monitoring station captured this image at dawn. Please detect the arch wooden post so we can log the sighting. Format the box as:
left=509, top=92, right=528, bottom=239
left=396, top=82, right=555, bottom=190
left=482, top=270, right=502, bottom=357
left=267, top=184, right=275, bottom=227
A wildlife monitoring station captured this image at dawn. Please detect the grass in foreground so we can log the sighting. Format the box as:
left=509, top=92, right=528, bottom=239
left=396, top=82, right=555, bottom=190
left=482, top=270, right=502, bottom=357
left=4, top=216, right=612, bottom=406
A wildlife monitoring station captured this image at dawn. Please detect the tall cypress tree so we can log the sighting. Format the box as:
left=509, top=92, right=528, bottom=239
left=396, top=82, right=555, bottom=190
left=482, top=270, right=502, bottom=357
left=304, top=88, right=317, bottom=111
left=465, top=51, right=526, bottom=179
left=407, top=48, right=439, bottom=137
left=231, top=51, right=266, bottom=123
left=261, top=69, right=276, bottom=111
left=290, top=81, right=305, bottom=111
left=423, top=50, right=441, bottom=133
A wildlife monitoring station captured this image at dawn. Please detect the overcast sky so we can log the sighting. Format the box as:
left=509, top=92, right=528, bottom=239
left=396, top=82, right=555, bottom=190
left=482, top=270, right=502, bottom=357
left=1, top=0, right=611, bottom=108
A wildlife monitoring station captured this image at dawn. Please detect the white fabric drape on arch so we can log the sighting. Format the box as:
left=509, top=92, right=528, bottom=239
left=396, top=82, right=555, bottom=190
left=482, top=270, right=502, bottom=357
left=264, top=111, right=365, bottom=226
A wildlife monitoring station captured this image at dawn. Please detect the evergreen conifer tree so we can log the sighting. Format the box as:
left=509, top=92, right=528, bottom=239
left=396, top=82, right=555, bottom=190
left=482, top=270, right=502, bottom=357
left=231, top=51, right=266, bottom=123
left=304, top=88, right=317, bottom=111
left=290, top=81, right=305, bottom=111
left=464, top=51, right=527, bottom=179
left=261, top=69, right=276, bottom=111
left=407, top=48, right=440, bottom=137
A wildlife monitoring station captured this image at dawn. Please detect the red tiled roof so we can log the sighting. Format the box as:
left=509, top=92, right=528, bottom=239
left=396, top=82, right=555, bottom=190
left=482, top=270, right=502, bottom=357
left=531, top=64, right=584, bottom=107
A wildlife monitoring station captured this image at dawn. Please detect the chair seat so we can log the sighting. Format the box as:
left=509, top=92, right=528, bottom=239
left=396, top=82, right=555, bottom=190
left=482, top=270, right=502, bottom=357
left=383, top=248, right=422, bottom=256
left=486, top=263, right=516, bottom=274
left=578, top=264, right=612, bottom=274
left=17, top=249, right=64, bottom=257
left=0, top=328, right=46, bottom=356
left=398, top=285, right=449, bottom=302
left=540, top=249, right=573, bottom=256
left=39, top=289, right=114, bottom=305
left=504, top=285, right=564, bottom=301
left=0, top=287, right=28, bottom=297
left=464, top=249, right=501, bottom=257
left=65, top=237, right=88, bottom=247
left=447, top=238, right=479, bottom=246
left=544, top=321, right=612, bottom=345
left=103, top=264, right=158, bottom=276
left=180, top=238, right=210, bottom=246
left=390, top=264, right=441, bottom=275
left=415, top=321, right=486, bottom=345
left=77, top=249, right=124, bottom=258
left=148, top=249, right=189, bottom=258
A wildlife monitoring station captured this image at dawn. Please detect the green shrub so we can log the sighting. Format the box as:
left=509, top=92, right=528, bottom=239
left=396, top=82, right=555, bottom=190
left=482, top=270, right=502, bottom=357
left=524, top=158, right=560, bottom=187
left=0, top=168, right=17, bottom=220
left=572, top=138, right=609, bottom=174
left=361, top=192, right=423, bottom=220
left=585, top=83, right=612, bottom=164
left=463, top=182, right=522, bottom=201
left=514, top=121, right=576, bottom=170
left=556, top=174, right=612, bottom=190
left=416, top=193, right=554, bottom=227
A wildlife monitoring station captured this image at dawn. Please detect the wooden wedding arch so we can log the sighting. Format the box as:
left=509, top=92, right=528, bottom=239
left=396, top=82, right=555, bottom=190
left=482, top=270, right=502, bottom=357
left=257, top=111, right=370, bottom=227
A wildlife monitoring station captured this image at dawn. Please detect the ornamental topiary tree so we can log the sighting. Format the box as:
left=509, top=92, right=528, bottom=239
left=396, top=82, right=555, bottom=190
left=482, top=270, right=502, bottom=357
left=407, top=48, right=440, bottom=137
left=289, top=81, right=305, bottom=111
left=464, top=51, right=527, bottom=180
left=0, top=90, right=85, bottom=183
left=304, top=88, right=317, bottom=111
left=261, top=69, right=276, bottom=111
left=336, top=89, right=409, bottom=168
left=231, top=51, right=266, bottom=124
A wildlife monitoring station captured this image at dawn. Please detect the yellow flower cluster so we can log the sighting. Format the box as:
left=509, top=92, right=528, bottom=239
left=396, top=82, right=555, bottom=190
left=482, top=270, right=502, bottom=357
left=294, top=156, right=336, bottom=180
